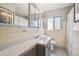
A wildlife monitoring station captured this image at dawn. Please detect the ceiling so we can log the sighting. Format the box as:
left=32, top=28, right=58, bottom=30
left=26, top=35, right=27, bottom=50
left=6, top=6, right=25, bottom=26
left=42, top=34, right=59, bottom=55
left=0, top=3, right=73, bottom=17
left=36, top=3, right=73, bottom=12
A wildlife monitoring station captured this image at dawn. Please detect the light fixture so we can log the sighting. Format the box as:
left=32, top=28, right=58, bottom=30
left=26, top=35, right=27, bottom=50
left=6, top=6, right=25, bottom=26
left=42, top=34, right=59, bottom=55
left=1, top=12, right=12, bottom=17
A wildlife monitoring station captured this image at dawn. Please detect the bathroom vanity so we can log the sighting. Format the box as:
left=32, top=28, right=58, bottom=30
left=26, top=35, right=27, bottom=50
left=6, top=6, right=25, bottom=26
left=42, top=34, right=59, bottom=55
left=0, top=35, right=50, bottom=56
left=20, top=43, right=45, bottom=56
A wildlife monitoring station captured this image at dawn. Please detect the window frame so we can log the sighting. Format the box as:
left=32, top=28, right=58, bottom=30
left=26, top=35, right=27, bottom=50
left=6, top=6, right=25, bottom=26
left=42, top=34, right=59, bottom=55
left=53, top=16, right=62, bottom=31
left=30, top=19, right=43, bottom=28
left=48, top=16, right=62, bottom=31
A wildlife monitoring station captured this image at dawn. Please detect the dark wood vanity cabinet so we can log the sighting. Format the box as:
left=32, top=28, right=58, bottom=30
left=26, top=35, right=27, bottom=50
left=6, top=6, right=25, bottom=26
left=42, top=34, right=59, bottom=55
left=20, top=44, right=45, bottom=56
left=20, top=46, right=37, bottom=56
left=36, top=44, right=45, bottom=56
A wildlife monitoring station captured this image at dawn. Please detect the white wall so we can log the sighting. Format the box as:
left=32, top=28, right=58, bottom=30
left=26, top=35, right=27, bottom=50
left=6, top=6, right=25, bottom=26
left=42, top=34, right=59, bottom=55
left=72, top=31, right=79, bottom=56
left=67, top=6, right=79, bottom=56
left=66, top=6, right=74, bottom=55
left=43, top=6, right=72, bottom=47
left=72, top=21, right=79, bottom=55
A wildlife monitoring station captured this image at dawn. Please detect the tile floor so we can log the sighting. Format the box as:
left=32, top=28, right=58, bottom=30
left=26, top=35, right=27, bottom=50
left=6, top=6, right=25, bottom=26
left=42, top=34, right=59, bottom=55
left=48, top=45, right=69, bottom=56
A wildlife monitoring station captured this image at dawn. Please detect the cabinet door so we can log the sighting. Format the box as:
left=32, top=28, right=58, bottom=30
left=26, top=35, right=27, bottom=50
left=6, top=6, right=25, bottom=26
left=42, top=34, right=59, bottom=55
left=20, top=44, right=45, bottom=56
left=36, top=44, right=45, bottom=56
left=20, top=46, right=36, bottom=56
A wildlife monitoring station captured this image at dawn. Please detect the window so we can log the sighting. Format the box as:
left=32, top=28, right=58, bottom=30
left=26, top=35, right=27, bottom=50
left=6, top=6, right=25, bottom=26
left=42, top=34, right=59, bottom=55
left=32, top=20, right=39, bottom=27
left=31, top=19, right=43, bottom=28
left=39, top=19, right=43, bottom=28
left=48, top=16, right=61, bottom=30
left=54, top=17, right=61, bottom=30
left=48, top=17, right=54, bottom=30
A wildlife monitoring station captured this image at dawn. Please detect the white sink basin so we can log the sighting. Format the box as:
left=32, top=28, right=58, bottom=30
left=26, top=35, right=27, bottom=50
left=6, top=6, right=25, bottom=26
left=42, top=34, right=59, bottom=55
left=38, top=36, right=51, bottom=45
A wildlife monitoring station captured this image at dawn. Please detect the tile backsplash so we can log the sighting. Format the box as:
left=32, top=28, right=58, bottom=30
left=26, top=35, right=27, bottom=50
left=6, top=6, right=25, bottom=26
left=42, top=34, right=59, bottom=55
left=0, top=25, right=44, bottom=50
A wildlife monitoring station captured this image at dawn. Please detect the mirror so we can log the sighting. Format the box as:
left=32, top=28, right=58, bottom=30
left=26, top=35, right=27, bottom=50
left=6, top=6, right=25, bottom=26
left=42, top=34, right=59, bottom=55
left=30, top=3, right=42, bottom=28
left=14, top=3, right=28, bottom=27
left=0, top=6, right=14, bottom=24
left=74, top=3, right=79, bottom=22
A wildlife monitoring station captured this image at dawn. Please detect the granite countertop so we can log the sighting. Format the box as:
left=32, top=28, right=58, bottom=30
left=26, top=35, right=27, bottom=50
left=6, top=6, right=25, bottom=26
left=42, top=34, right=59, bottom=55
left=0, top=35, right=50, bottom=56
